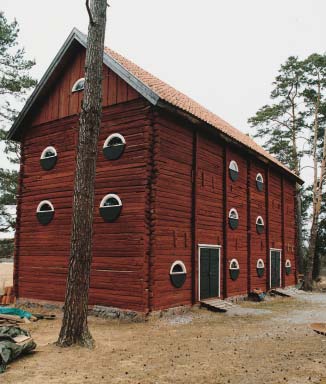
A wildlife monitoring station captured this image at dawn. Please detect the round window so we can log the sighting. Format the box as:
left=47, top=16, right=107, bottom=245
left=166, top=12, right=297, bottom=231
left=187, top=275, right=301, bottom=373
left=99, top=194, right=122, bottom=222
left=256, top=173, right=264, bottom=192
left=72, top=78, right=85, bottom=92
left=229, top=208, right=239, bottom=230
left=285, top=259, right=292, bottom=275
left=229, top=258, right=240, bottom=280
left=256, top=258, right=265, bottom=277
left=169, top=261, right=187, bottom=288
left=40, top=146, right=57, bottom=170
left=256, top=216, right=264, bottom=234
left=36, top=200, right=54, bottom=225
left=229, top=160, right=239, bottom=181
left=103, top=133, right=126, bottom=160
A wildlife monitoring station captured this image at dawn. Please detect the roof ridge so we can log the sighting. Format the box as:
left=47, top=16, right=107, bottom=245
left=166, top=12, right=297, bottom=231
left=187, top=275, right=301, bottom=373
left=103, top=46, right=299, bottom=180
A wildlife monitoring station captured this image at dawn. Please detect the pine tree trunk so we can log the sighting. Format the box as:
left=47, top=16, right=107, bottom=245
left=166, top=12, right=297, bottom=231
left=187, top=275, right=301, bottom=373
left=312, top=235, right=321, bottom=280
left=305, top=214, right=319, bottom=290
left=295, top=187, right=304, bottom=274
left=57, top=0, right=107, bottom=348
left=304, top=79, right=325, bottom=290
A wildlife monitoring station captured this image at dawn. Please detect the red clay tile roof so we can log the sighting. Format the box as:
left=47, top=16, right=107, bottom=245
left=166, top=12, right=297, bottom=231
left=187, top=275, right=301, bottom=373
left=104, top=47, right=300, bottom=180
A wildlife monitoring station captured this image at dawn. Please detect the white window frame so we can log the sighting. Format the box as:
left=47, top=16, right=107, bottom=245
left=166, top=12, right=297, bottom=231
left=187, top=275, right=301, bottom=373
left=229, top=208, right=239, bottom=220
left=256, top=173, right=264, bottom=184
left=170, top=260, right=187, bottom=275
left=198, top=244, right=221, bottom=301
left=36, top=200, right=54, bottom=213
left=256, top=216, right=264, bottom=226
left=285, top=259, right=291, bottom=268
left=229, top=258, right=240, bottom=270
left=71, top=77, right=85, bottom=92
left=40, top=146, right=57, bottom=159
left=103, top=133, right=126, bottom=148
left=100, top=193, right=122, bottom=208
left=256, top=258, right=265, bottom=268
left=229, top=160, right=239, bottom=172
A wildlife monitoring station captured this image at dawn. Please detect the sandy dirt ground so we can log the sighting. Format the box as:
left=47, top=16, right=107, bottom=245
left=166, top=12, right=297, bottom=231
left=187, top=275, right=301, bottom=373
left=0, top=262, right=13, bottom=295
left=1, top=292, right=326, bottom=384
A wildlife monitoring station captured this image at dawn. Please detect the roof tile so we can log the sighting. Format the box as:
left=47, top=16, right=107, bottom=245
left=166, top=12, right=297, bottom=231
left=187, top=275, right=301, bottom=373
left=104, top=47, right=299, bottom=179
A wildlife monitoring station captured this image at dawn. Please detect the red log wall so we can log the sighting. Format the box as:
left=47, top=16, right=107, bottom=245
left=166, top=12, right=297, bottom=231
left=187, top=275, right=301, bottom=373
left=15, top=51, right=151, bottom=311
left=14, top=45, right=298, bottom=312
left=249, top=161, right=267, bottom=291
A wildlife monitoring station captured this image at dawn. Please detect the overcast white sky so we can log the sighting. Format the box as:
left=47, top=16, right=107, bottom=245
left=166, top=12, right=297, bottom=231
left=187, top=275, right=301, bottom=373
left=1, top=0, right=325, bottom=179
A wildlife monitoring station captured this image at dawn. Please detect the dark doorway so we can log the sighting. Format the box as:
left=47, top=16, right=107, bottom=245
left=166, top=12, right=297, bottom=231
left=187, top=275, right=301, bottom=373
left=270, top=249, right=281, bottom=288
left=199, top=247, right=220, bottom=300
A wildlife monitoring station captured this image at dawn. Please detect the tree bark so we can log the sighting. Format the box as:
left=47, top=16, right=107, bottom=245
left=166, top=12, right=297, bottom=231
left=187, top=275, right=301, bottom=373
left=304, top=78, right=326, bottom=290
left=290, top=94, right=304, bottom=275
left=295, top=187, right=304, bottom=274
left=57, top=0, right=107, bottom=347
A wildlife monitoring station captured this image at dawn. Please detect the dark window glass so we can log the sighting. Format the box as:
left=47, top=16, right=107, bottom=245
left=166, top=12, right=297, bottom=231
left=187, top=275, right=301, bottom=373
left=103, top=197, right=119, bottom=207
left=39, top=203, right=52, bottom=211
left=172, top=264, right=183, bottom=273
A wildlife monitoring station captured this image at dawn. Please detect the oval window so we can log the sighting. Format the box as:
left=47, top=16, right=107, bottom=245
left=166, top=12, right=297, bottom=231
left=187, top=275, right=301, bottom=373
left=169, top=261, right=187, bottom=288
left=256, top=216, right=264, bottom=234
left=72, top=78, right=85, bottom=92
left=99, top=194, right=122, bottom=222
left=103, top=133, right=126, bottom=160
left=256, top=258, right=265, bottom=277
left=36, top=200, right=54, bottom=225
left=256, top=173, right=264, bottom=191
left=229, top=160, right=239, bottom=181
left=228, top=208, right=239, bottom=230
left=40, top=146, right=57, bottom=170
left=229, top=258, right=240, bottom=280
left=285, top=259, right=292, bottom=275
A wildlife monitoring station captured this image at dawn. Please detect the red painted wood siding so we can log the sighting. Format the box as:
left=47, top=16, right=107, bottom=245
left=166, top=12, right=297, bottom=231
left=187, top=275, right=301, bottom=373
left=31, top=47, right=140, bottom=127
left=196, top=132, right=224, bottom=298
left=90, top=100, right=151, bottom=311
left=17, top=116, right=78, bottom=302
left=225, top=148, right=248, bottom=296
left=268, top=171, right=283, bottom=251
left=151, top=113, right=193, bottom=310
left=249, top=161, right=267, bottom=291
left=16, top=98, right=151, bottom=312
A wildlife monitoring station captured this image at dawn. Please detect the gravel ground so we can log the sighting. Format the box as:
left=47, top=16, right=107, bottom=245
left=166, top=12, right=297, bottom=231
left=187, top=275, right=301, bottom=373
left=1, top=291, right=326, bottom=384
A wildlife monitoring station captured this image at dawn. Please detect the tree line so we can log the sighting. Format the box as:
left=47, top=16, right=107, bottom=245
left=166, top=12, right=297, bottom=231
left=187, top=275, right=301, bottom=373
left=248, top=54, right=326, bottom=289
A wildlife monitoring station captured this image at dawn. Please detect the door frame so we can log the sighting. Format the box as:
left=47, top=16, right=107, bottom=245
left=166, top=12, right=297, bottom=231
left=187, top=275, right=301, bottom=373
left=198, top=244, right=221, bottom=301
left=269, top=248, right=282, bottom=289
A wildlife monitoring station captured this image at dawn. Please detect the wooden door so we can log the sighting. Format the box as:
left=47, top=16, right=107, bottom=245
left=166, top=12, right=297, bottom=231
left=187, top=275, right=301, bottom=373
left=200, top=248, right=220, bottom=299
left=270, top=250, right=281, bottom=288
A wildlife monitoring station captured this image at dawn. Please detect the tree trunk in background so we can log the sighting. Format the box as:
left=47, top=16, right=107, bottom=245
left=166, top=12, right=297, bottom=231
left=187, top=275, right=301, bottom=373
left=296, top=187, right=304, bottom=274
left=304, top=81, right=326, bottom=290
left=305, top=214, right=319, bottom=290
left=57, top=0, right=107, bottom=347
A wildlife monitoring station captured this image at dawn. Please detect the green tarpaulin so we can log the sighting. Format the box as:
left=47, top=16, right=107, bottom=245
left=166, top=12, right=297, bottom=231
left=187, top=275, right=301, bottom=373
left=0, top=326, right=36, bottom=373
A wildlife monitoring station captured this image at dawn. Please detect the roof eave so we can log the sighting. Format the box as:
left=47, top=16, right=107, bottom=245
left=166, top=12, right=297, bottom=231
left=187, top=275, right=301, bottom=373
left=7, top=28, right=159, bottom=141
left=156, top=99, right=304, bottom=185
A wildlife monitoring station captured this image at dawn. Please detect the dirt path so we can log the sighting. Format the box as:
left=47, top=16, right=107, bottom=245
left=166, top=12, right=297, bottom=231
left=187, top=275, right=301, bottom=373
left=2, top=293, right=326, bottom=384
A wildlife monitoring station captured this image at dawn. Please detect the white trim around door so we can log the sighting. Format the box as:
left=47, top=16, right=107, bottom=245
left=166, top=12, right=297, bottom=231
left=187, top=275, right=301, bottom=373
left=198, top=244, right=221, bottom=301
left=269, top=248, right=282, bottom=289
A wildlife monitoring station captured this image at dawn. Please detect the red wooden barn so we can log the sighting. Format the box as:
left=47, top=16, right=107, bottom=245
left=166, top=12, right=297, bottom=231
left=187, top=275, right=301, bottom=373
left=8, top=29, right=302, bottom=313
